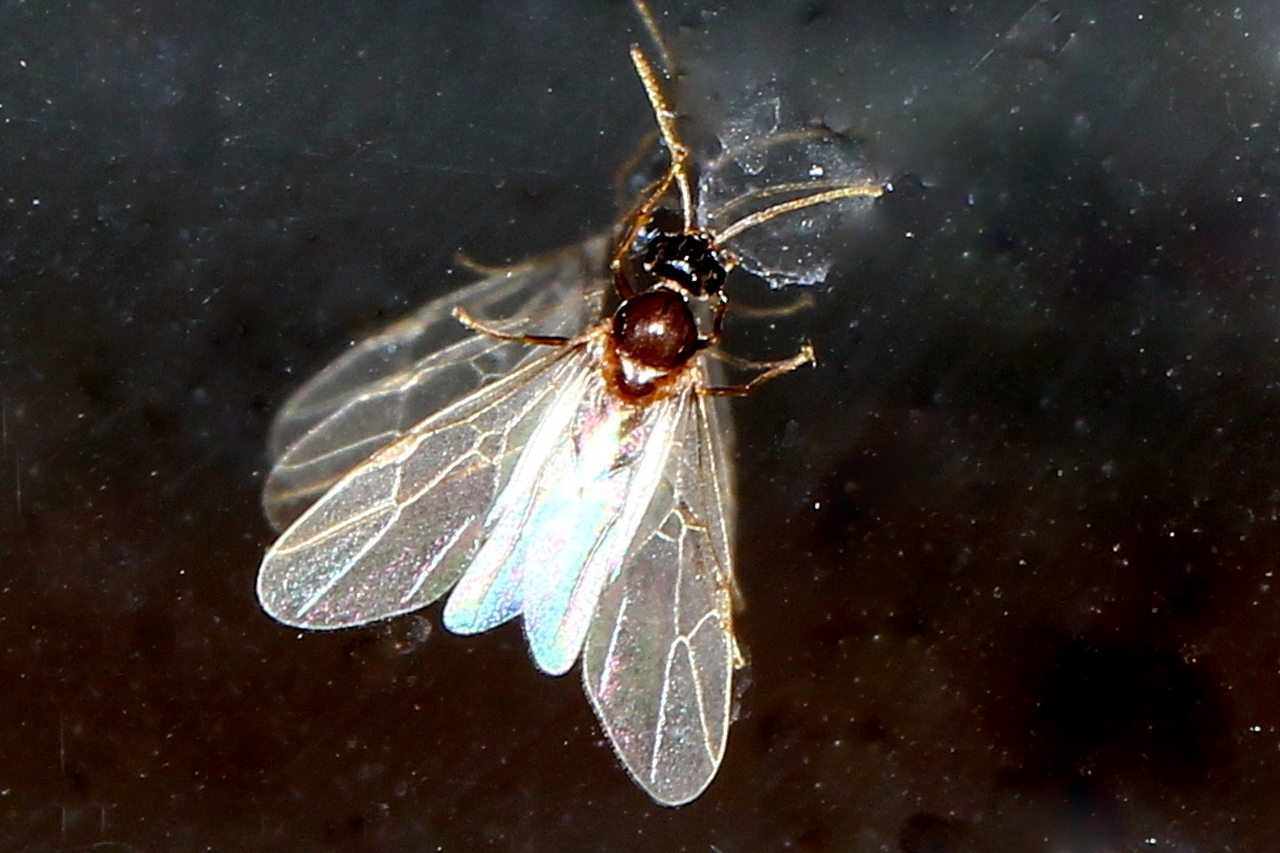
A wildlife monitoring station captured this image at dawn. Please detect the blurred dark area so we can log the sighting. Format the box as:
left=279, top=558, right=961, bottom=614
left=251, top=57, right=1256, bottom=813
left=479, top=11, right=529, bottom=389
left=2, top=0, right=1279, bottom=850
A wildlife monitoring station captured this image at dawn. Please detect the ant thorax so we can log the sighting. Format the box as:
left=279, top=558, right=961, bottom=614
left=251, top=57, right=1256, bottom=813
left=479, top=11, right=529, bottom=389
left=603, top=208, right=729, bottom=399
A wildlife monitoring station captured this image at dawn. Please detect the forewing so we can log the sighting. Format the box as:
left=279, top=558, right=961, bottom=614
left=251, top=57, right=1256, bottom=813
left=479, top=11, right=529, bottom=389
left=581, top=388, right=739, bottom=806
left=263, top=237, right=608, bottom=529
left=257, top=347, right=580, bottom=630
left=443, top=371, right=684, bottom=678
left=519, top=388, right=683, bottom=676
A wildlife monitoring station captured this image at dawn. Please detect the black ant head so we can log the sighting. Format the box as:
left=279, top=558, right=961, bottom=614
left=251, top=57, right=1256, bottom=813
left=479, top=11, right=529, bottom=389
left=624, top=208, right=727, bottom=299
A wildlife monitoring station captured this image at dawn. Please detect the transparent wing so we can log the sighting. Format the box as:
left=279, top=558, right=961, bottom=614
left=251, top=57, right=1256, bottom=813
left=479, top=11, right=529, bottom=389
left=698, top=99, right=880, bottom=288
left=256, top=346, right=584, bottom=630
left=581, top=385, right=739, bottom=806
left=263, top=236, right=609, bottom=529
left=444, top=367, right=687, bottom=678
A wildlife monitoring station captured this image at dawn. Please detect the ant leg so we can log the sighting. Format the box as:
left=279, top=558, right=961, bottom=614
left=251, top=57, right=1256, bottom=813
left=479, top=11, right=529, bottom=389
left=452, top=307, right=573, bottom=348
left=709, top=291, right=728, bottom=342
left=609, top=167, right=676, bottom=301
left=454, top=240, right=593, bottom=278
left=612, top=129, right=662, bottom=212
left=729, top=290, right=816, bottom=319
left=703, top=343, right=817, bottom=396
left=454, top=251, right=522, bottom=277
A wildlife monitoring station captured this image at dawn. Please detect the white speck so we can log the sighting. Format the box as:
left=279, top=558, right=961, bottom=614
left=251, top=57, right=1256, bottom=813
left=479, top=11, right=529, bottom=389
left=808, top=164, right=825, bottom=178
left=31, top=198, right=39, bottom=206
left=18, top=60, right=26, bottom=68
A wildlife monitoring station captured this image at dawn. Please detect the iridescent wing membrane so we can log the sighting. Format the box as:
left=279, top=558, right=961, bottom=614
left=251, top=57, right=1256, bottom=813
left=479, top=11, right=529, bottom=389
left=582, top=386, right=738, bottom=805
left=259, top=238, right=610, bottom=625
left=262, top=237, right=608, bottom=529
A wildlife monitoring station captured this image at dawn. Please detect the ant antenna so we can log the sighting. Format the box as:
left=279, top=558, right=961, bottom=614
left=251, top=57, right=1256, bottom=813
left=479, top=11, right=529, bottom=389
left=715, top=183, right=884, bottom=244
left=627, top=1, right=886, bottom=252
left=628, top=46, right=695, bottom=230
left=632, top=0, right=676, bottom=76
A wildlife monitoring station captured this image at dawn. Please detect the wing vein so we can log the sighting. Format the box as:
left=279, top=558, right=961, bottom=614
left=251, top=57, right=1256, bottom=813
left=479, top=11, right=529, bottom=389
left=403, top=515, right=476, bottom=602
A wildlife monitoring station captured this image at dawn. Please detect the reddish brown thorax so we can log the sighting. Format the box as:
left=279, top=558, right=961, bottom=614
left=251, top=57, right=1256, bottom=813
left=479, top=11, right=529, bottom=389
left=611, top=288, right=699, bottom=371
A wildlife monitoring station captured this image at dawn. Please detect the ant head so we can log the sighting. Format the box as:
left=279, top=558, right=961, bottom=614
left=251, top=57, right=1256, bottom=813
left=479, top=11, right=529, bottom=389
left=618, top=208, right=728, bottom=300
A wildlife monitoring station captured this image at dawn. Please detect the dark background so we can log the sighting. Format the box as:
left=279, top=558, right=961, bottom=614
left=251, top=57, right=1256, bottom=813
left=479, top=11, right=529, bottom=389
left=3, top=0, right=1280, bottom=850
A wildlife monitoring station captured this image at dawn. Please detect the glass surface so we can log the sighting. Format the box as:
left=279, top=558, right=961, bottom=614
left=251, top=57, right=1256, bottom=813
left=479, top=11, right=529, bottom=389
left=3, top=0, right=1279, bottom=849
